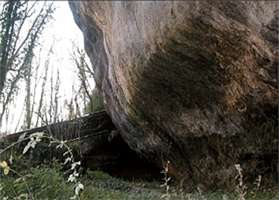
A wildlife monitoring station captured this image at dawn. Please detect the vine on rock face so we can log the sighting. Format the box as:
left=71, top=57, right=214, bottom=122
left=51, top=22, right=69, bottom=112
left=0, top=131, right=84, bottom=200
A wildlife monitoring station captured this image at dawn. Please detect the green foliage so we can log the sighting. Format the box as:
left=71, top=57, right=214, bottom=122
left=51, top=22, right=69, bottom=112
left=0, top=167, right=73, bottom=199
left=84, top=88, right=105, bottom=114
left=1, top=167, right=279, bottom=200
left=0, top=131, right=84, bottom=199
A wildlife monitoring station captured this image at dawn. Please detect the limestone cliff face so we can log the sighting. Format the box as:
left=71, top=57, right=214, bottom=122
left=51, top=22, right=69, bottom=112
left=69, top=1, right=278, bottom=188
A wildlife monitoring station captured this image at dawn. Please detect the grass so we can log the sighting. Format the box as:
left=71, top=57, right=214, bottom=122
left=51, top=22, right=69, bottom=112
left=1, top=165, right=279, bottom=200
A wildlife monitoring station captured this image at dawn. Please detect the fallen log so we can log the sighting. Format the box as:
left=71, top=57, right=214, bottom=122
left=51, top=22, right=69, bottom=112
left=0, top=111, right=117, bottom=167
left=0, top=111, right=161, bottom=179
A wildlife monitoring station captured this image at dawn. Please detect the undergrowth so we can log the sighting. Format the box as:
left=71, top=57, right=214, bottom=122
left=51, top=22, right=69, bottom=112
left=1, top=165, right=279, bottom=200
left=1, top=132, right=279, bottom=199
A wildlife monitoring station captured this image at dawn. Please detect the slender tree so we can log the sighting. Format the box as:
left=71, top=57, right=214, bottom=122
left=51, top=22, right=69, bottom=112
left=72, top=47, right=95, bottom=113
left=23, top=45, right=32, bottom=129
left=35, top=46, right=52, bottom=127
left=0, top=1, right=54, bottom=127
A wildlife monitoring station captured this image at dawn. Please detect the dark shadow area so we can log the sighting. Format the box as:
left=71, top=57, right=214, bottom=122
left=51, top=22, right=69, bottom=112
left=81, top=131, right=162, bottom=182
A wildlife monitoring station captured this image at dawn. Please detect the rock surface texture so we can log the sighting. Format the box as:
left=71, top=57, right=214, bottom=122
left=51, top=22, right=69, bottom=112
left=69, top=1, right=278, bottom=189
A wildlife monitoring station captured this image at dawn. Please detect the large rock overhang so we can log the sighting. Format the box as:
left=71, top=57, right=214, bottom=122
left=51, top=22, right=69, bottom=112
left=69, top=1, right=278, bottom=188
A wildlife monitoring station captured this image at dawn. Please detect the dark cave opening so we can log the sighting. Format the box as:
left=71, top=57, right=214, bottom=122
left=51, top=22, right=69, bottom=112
left=81, top=130, right=162, bottom=181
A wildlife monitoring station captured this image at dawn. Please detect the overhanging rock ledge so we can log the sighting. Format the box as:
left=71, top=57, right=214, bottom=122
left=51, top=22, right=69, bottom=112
left=69, top=1, right=278, bottom=189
